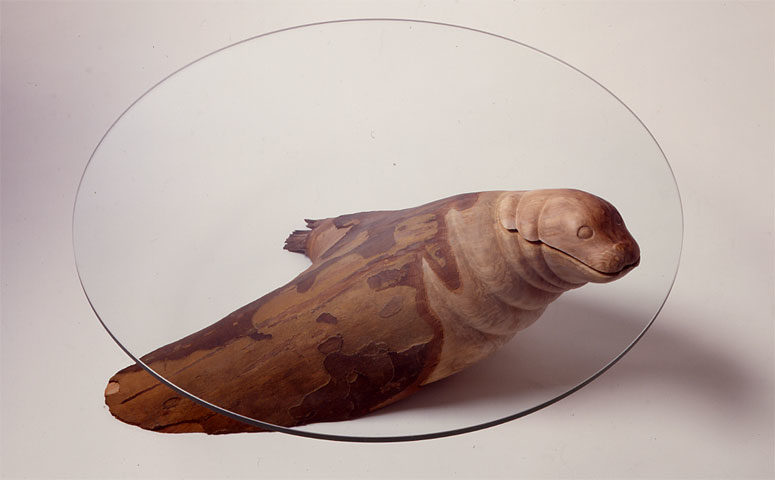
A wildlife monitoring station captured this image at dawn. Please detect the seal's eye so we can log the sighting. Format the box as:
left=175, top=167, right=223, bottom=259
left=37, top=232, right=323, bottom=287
left=577, top=226, right=593, bottom=239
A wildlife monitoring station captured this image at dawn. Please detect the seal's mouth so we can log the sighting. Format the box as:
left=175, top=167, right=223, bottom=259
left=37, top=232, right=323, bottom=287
left=541, top=241, right=640, bottom=277
left=516, top=231, right=640, bottom=281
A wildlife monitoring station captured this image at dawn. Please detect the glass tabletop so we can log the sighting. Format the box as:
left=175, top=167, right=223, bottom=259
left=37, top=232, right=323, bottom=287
left=73, top=19, right=682, bottom=441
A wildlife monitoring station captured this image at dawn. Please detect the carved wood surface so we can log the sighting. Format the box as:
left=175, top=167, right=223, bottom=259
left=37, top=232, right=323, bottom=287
left=104, top=189, right=640, bottom=434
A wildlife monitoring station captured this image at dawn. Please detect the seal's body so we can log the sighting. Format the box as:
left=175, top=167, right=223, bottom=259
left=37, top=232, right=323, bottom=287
left=105, top=190, right=639, bottom=434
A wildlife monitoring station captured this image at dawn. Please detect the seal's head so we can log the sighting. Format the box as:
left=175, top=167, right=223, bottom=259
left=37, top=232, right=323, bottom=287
left=500, top=189, right=640, bottom=284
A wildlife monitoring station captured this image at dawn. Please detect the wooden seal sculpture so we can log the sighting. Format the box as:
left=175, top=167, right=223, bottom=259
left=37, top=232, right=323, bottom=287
left=104, top=189, right=640, bottom=434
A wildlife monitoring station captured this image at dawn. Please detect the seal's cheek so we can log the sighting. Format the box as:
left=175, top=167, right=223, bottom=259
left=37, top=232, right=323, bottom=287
left=540, top=245, right=602, bottom=285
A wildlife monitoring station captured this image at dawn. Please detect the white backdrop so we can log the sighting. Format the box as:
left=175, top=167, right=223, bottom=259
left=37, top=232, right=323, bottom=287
left=2, top=1, right=773, bottom=478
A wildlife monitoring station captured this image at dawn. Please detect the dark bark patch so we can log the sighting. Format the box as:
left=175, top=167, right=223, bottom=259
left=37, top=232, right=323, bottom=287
left=162, top=396, right=181, bottom=409
left=295, top=271, right=317, bottom=293
left=317, top=335, right=344, bottom=354
left=249, top=332, right=272, bottom=341
left=353, top=223, right=397, bottom=258
left=379, top=296, right=404, bottom=318
left=315, top=313, right=338, bottom=324
left=288, top=342, right=430, bottom=424
left=333, top=214, right=362, bottom=229
left=367, top=264, right=410, bottom=291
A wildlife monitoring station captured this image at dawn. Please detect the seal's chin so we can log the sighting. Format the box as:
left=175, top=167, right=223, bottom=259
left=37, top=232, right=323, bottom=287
left=539, top=242, right=640, bottom=284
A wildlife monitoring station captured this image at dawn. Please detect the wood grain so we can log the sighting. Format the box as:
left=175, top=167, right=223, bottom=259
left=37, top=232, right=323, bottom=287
left=104, top=189, right=639, bottom=434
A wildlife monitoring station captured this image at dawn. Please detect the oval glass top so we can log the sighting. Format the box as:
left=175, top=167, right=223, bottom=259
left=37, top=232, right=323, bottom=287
left=74, top=19, right=682, bottom=441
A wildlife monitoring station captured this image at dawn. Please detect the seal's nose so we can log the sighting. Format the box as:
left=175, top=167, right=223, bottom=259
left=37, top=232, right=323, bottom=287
left=608, top=239, right=640, bottom=272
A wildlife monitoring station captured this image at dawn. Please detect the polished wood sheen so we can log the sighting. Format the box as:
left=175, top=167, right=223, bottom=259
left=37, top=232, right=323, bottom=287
left=104, top=189, right=640, bottom=434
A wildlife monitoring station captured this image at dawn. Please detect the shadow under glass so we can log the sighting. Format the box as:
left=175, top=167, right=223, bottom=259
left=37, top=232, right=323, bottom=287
left=73, top=19, right=682, bottom=441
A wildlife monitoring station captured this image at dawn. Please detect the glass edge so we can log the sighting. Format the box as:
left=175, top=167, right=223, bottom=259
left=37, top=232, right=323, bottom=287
left=71, top=17, right=685, bottom=443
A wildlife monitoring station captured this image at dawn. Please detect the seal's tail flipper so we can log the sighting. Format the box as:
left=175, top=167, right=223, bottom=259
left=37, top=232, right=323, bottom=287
left=283, top=219, right=317, bottom=254
left=285, top=217, right=359, bottom=263
left=283, top=229, right=313, bottom=255
left=283, top=219, right=326, bottom=259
